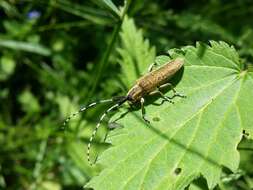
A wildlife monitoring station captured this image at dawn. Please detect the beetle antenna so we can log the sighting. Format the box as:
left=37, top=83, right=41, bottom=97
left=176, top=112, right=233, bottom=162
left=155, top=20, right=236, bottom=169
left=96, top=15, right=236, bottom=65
left=63, top=98, right=113, bottom=127
left=87, top=99, right=127, bottom=166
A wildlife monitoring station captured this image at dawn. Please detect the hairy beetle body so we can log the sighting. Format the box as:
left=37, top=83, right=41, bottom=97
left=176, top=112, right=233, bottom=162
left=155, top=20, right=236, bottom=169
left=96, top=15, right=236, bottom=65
left=127, top=58, right=184, bottom=102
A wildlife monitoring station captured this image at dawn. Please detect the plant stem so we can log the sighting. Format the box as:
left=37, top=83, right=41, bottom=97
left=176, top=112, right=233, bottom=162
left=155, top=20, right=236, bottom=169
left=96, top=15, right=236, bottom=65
left=86, top=0, right=132, bottom=101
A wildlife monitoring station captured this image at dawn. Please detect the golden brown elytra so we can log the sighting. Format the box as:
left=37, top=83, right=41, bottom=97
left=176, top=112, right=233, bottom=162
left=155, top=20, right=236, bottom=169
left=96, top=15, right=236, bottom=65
left=127, top=58, right=184, bottom=102
left=63, top=58, right=185, bottom=166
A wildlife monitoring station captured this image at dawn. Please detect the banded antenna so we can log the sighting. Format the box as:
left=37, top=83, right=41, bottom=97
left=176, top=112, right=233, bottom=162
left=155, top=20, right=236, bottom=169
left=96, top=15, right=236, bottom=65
left=63, top=98, right=113, bottom=127
left=63, top=96, right=128, bottom=165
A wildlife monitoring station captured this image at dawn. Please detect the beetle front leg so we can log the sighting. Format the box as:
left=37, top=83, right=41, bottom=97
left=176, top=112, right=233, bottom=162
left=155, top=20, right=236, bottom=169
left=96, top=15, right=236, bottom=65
left=148, top=62, right=159, bottom=72
left=140, top=97, right=150, bottom=124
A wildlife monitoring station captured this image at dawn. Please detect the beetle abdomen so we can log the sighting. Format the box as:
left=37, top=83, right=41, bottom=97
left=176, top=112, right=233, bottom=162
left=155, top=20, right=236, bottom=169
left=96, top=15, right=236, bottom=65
left=127, top=58, right=184, bottom=103
left=137, top=58, right=184, bottom=93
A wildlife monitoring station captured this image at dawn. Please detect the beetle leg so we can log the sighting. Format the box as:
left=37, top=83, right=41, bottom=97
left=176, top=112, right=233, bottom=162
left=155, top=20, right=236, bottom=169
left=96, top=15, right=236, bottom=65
left=148, top=62, right=159, bottom=72
left=140, top=98, right=150, bottom=123
left=158, top=91, right=175, bottom=104
left=149, top=90, right=175, bottom=104
left=158, top=83, right=186, bottom=98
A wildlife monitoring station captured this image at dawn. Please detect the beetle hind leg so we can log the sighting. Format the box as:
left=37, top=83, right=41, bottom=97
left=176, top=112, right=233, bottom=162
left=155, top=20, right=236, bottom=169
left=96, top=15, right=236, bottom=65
left=159, top=83, right=186, bottom=99
left=159, top=91, right=175, bottom=104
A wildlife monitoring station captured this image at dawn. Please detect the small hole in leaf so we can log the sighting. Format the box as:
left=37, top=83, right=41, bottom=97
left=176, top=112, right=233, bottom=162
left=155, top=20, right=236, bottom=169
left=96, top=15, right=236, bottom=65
left=152, top=117, right=160, bottom=122
left=174, top=168, right=182, bottom=175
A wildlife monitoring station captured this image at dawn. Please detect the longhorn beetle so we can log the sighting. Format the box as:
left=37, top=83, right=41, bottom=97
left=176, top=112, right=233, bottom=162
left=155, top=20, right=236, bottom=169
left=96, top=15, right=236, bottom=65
left=63, top=58, right=185, bottom=166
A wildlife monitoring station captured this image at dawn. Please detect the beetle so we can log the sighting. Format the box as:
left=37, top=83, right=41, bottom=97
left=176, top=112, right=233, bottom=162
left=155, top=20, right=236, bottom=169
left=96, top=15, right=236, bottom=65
left=63, top=58, right=185, bottom=165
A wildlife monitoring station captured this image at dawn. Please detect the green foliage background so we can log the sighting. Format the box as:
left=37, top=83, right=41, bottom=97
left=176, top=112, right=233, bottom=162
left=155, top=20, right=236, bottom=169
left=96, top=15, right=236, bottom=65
left=0, top=0, right=253, bottom=190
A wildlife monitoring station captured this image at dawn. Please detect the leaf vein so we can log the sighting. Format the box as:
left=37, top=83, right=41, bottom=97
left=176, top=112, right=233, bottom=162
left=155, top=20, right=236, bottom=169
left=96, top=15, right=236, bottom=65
left=152, top=111, right=204, bottom=190
left=186, top=65, right=238, bottom=72
left=208, top=50, right=240, bottom=70
left=151, top=77, right=237, bottom=188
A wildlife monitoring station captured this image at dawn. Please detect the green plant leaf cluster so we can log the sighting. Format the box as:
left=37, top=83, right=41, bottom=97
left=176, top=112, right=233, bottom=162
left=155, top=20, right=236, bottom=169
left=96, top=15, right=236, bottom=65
left=117, top=16, right=156, bottom=88
left=87, top=40, right=253, bottom=189
left=1, top=0, right=253, bottom=189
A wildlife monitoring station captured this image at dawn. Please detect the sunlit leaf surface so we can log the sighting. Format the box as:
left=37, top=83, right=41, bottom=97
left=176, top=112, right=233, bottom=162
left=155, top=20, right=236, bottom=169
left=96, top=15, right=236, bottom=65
left=87, top=41, right=253, bottom=190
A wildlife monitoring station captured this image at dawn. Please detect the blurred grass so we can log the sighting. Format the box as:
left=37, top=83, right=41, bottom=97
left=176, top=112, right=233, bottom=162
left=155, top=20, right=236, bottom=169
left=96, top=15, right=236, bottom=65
left=0, top=0, right=253, bottom=189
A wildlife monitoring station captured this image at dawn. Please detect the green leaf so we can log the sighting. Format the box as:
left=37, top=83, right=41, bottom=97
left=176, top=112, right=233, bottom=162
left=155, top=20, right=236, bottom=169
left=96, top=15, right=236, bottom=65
left=66, top=141, right=94, bottom=182
left=100, top=0, right=121, bottom=17
left=51, top=0, right=112, bottom=25
left=117, top=16, right=156, bottom=88
left=86, top=41, right=253, bottom=190
left=0, top=1, right=20, bottom=17
left=172, top=13, right=236, bottom=43
left=0, top=55, right=15, bottom=81
left=18, top=90, right=40, bottom=113
left=0, top=39, right=51, bottom=56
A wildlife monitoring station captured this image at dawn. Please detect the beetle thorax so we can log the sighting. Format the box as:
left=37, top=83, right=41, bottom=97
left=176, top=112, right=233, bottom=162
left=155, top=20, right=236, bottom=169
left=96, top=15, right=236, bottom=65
left=127, top=84, right=144, bottom=103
